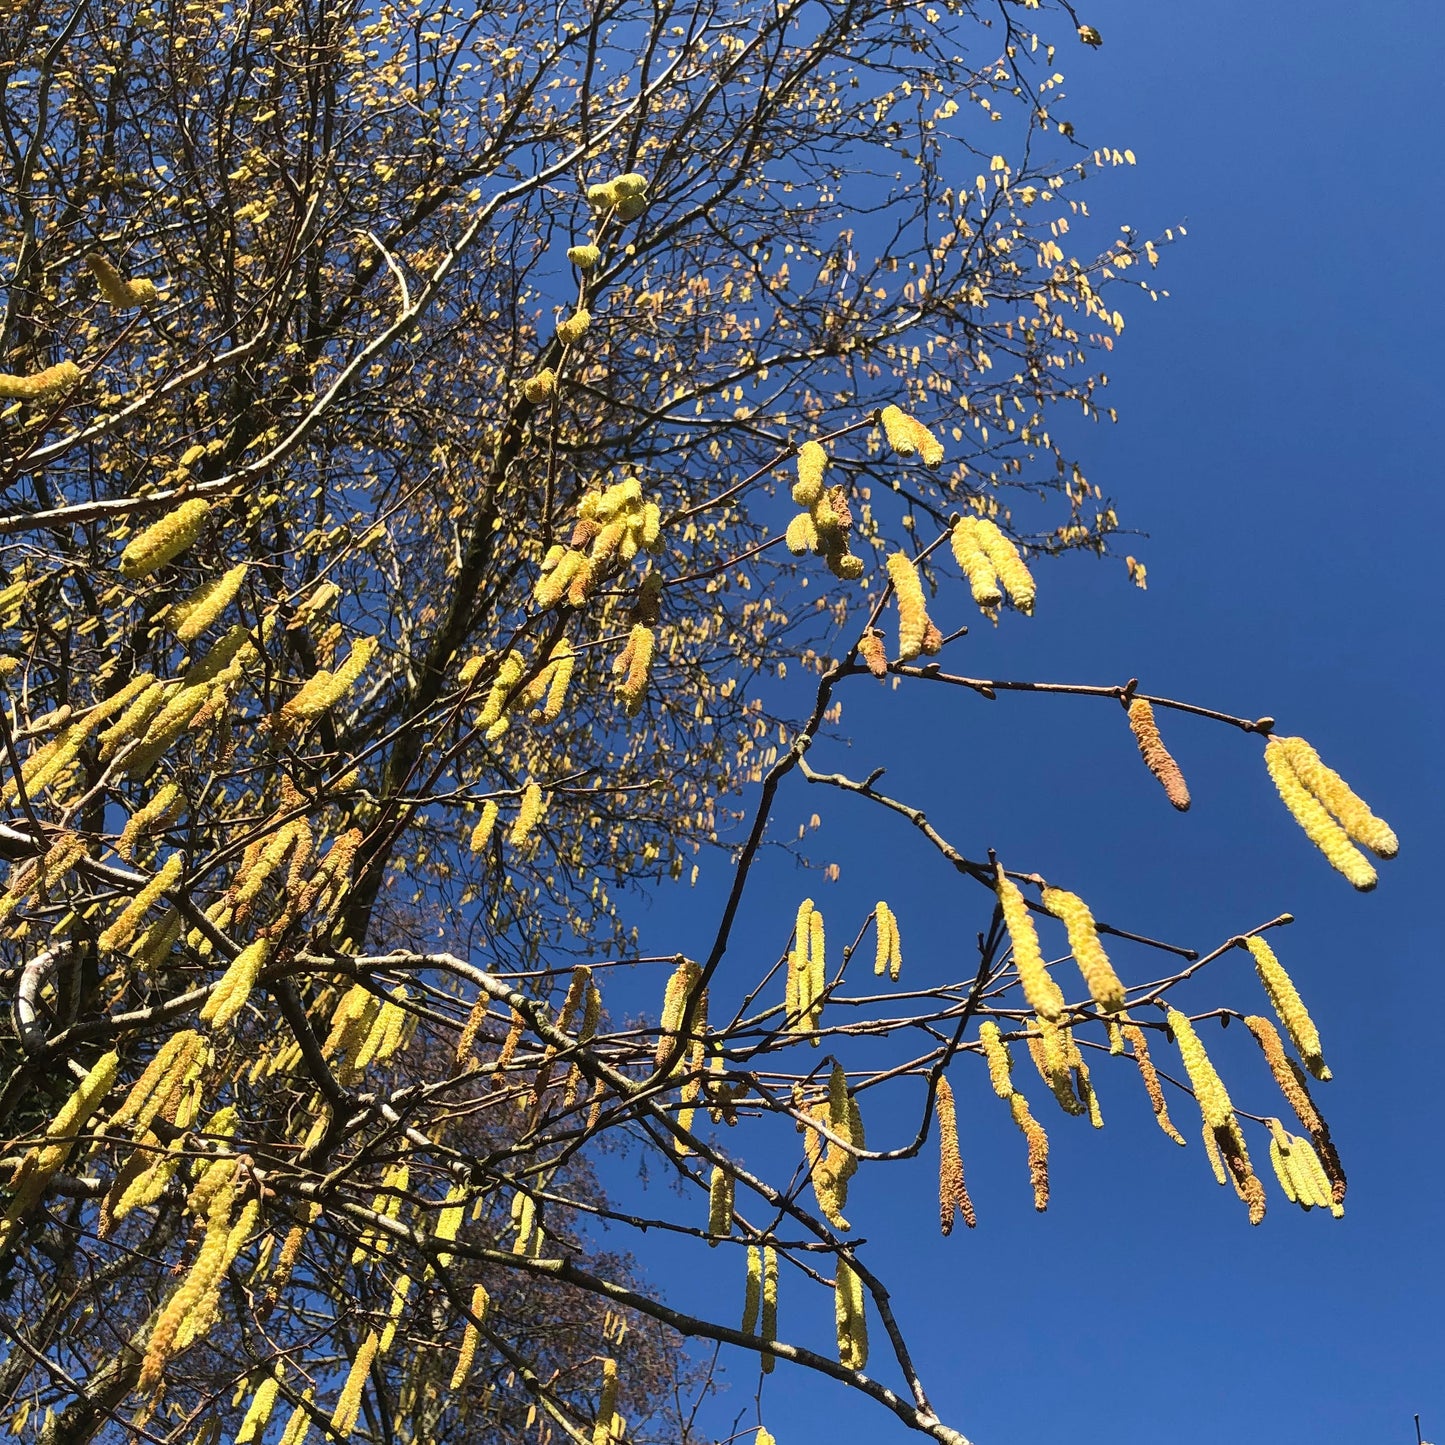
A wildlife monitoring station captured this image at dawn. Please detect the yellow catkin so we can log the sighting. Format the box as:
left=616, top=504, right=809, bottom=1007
left=276, top=1391, right=315, bottom=1445
left=804, top=1106, right=849, bottom=1231
left=707, top=1165, right=734, bottom=1244
left=199, top=940, right=270, bottom=1029
left=469, top=800, right=500, bottom=856
left=99, top=853, right=183, bottom=952
left=879, top=404, right=944, bottom=466
left=86, top=253, right=157, bottom=307
left=784, top=510, right=818, bottom=555
left=119, top=499, right=211, bottom=579
left=1120, top=1023, right=1186, bottom=1145
left=978, top=1020, right=1014, bottom=1098
left=793, top=440, right=827, bottom=505
left=1243, top=1016, right=1345, bottom=1209
left=655, top=958, right=700, bottom=1068
left=742, top=1244, right=762, bottom=1334
left=835, top=1258, right=868, bottom=1371
left=0, top=360, right=81, bottom=401
left=614, top=623, right=656, bottom=715
left=235, top=1371, right=282, bottom=1443
left=1126, top=698, right=1191, bottom=811
left=117, top=782, right=186, bottom=860
left=1244, top=934, right=1328, bottom=1080
left=330, top=1331, right=379, bottom=1435
left=522, top=367, right=556, bottom=402
left=760, top=1245, right=778, bottom=1374
left=540, top=639, right=575, bottom=722
left=509, top=781, right=545, bottom=846
left=567, top=244, right=601, bottom=269
left=884, top=552, right=931, bottom=660
left=1028, top=1015, right=1085, bottom=1117
left=1008, top=1092, right=1050, bottom=1211
left=935, top=1076, right=977, bottom=1233
left=873, top=900, right=902, bottom=979
left=592, top=1358, right=620, bottom=1445
left=450, top=1284, right=490, bottom=1388
left=756, top=1430, right=777, bottom=1445
left=557, top=308, right=591, bottom=344
left=1167, top=1010, right=1234, bottom=1130
left=996, top=869, right=1065, bottom=1021
left=1041, top=887, right=1126, bottom=1012
left=948, top=518, right=1004, bottom=609
left=1275, top=735, right=1397, bottom=858
left=170, top=563, right=249, bottom=643
left=1263, top=737, right=1379, bottom=889
left=282, top=637, right=377, bottom=722
left=967, top=516, right=1035, bottom=614
left=111, top=1029, right=205, bottom=1132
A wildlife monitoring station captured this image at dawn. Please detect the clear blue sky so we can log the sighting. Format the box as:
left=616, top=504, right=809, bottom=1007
left=609, top=3, right=1443, bottom=1442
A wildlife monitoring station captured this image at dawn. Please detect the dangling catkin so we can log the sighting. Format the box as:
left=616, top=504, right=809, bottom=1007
left=1041, top=886, right=1126, bottom=1012
left=1244, top=934, right=1328, bottom=1080
left=873, top=901, right=903, bottom=979
left=1008, top=1092, right=1050, bottom=1210
left=656, top=958, right=701, bottom=1069
left=615, top=623, right=655, bottom=715
left=1126, top=698, right=1191, bottom=811
left=935, top=1076, right=976, bottom=1233
left=885, top=552, right=931, bottom=661
left=119, top=499, right=211, bottom=579
left=1167, top=1010, right=1234, bottom=1131
left=1243, top=1015, right=1345, bottom=1208
left=949, top=518, right=1004, bottom=608
left=834, top=1258, right=868, bottom=1370
left=592, top=1358, right=619, bottom=1445
left=87, top=253, right=157, bottom=307
left=1275, top=735, right=1397, bottom=858
left=170, top=564, right=249, bottom=643
left=742, top=1244, right=762, bottom=1334
left=509, top=781, right=545, bottom=846
left=858, top=630, right=888, bottom=679
left=760, top=1245, right=778, bottom=1373
left=330, top=1331, right=379, bottom=1435
left=235, top=1371, right=282, bottom=1443
left=878, top=404, right=944, bottom=466
left=977, top=1020, right=1015, bottom=1098
left=1263, top=736, right=1382, bottom=889
left=793, top=440, right=828, bottom=505
left=0, top=360, right=81, bottom=400
left=996, top=868, right=1066, bottom=1022
left=1121, top=1023, right=1186, bottom=1146
left=707, top=1165, right=734, bottom=1243
left=450, top=1284, right=490, bottom=1388
left=469, top=800, right=500, bottom=854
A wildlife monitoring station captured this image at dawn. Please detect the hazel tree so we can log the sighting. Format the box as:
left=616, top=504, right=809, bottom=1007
left=0, top=0, right=1398, bottom=1442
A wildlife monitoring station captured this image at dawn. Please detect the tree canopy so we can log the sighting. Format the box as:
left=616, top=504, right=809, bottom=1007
left=0, top=0, right=1400, bottom=1442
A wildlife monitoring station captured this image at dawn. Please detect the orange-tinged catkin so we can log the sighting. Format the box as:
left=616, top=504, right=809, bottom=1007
left=935, top=1076, right=977, bottom=1233
left=0, top=360, right=81, bottom=401
left=1244, top=934, right=1328, bottom=1081
left=1273, top=735, right=1397, bottom=858
left=1264, top=736, right=1383, bottom=889
left=793, top=440, right=828, bottom=505
left=996, top=869, right=1066, bottom=1022
left=885, top=552, right=933, bottom=661
left=1167, top=1010, right=1233, bottom=1131
left=977, top=1020, right=1015, bottom=1098
left=656, top=957, right=701, bottom=1069
left=1041, top=886, right=1126, bottom=1012
left=1126, top=698, right=1191, bottom=811
left=86, top=253, right=157, bottom=307
left=858, top=629, right=888, bottom=679
left=1121, top=1023, right=1186, bottom=1146
left=1008, top=1092, right=1050, bottom=1211
left=879, top=404, right=945, bottom=466
left=1243, top=1015, right=1346, bottom=1208
left=110, top=1029, right=206, bottom=1133
left=119, top=499, right=211, bottom=579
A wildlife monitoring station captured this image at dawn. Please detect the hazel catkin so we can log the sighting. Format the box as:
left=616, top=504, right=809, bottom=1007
left=1126, top=697, right=1191, bottom=811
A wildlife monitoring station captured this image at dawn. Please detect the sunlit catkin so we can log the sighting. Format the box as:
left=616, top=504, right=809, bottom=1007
left=0, top=360, right=81, bottom=400
left=557, top=307, right=591, bottom=344
left=1167, top=1010, right=1233, bottom=1131
left=330, top=1330, right=379, bottom=1435
left=873, top=901, right=902, bottom=979
left=760, top=1245, right=778, bottom=1373
left=858, top=629, right=888, bottom=679
left=1276, top=735, right=1397, bottom=858
left=742, top=1244, right=762, bottom=1334
left=1041, top=886, right=1125, bottom=1012
left=1126, top=698, right=1191, bottom=811
left=87, top=253, right=157, bottom=307
left=450, top=1284, right=490, bottom=1388
left=835, top=1258, right=868, bottom=1371
left=169, top=563, right=248, bottom=644
left=1244, top=934, right=1328, bottom=1080
left=540, top=639, right=575, bottom=722
left=592, top=1358, right=620, bottom=1445
left=707, top=1165, right=734, bottom=1244
left=99, top=853, right=183, bottom=952
left=1121, top=1023, right=1186, bottom=1145
left=567, top=243, right=601, bottom=269
left=885, top=552, right=931, bottom=661
left=996, top=868, right=1065, bottom=1021
left=879, top=404, right=945, bottom=466
left=793, top=440, right=828, bottom=505
left=935, top=1076, right=977, bottom=1233
left=509, top=781, right=545, bottom=846
left=1009, top=1092, right=1050, bottom=1210
left=615, top=623, right=655, bottom=715
left=235, top=1370, right=282, bottom=1443
left=1243, top=1015, right=1346, bottom=1208
left=978, top=1020, right=1015, bottom=1099
left=1263, top=736, right=1377, bottom=889
left=119, top=499, right=211, bottom=579
left=948, top=518, right=1004, bottom=608
left=655, top=957, right=700, bottom=1069
left=199, top=939, right=270, bottom=1029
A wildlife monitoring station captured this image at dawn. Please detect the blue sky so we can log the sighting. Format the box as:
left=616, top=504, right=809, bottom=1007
left=605, top=3, right=1443, bottom=1442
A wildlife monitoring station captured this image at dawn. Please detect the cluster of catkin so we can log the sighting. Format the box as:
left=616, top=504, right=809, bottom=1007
left=536, top=476, right=663, bottom=609
left=783, top=441, right=866, bottom=580
left=585, top=170, right=650, bottom=221
left=879, top=404, right=945, bottom=467
left=885, top=552, right=943, bottom=660
left=741, top=1244, right=780, bottom=1373
left=1168, top=1009, right=1266, bottom=1224
left=873, top=900, right=903, bottom=979
left=949, top=515, right=1036, bottom=615
left=976, top=1020, right=1050, bottom=1211
left=1264, top=734, right=1397, bottom=890
left=802, top=1062, right=864, bottom=1230
left=785, top=898, right=827, bottom=1041
left=465, top=640, right=575, bottom=741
